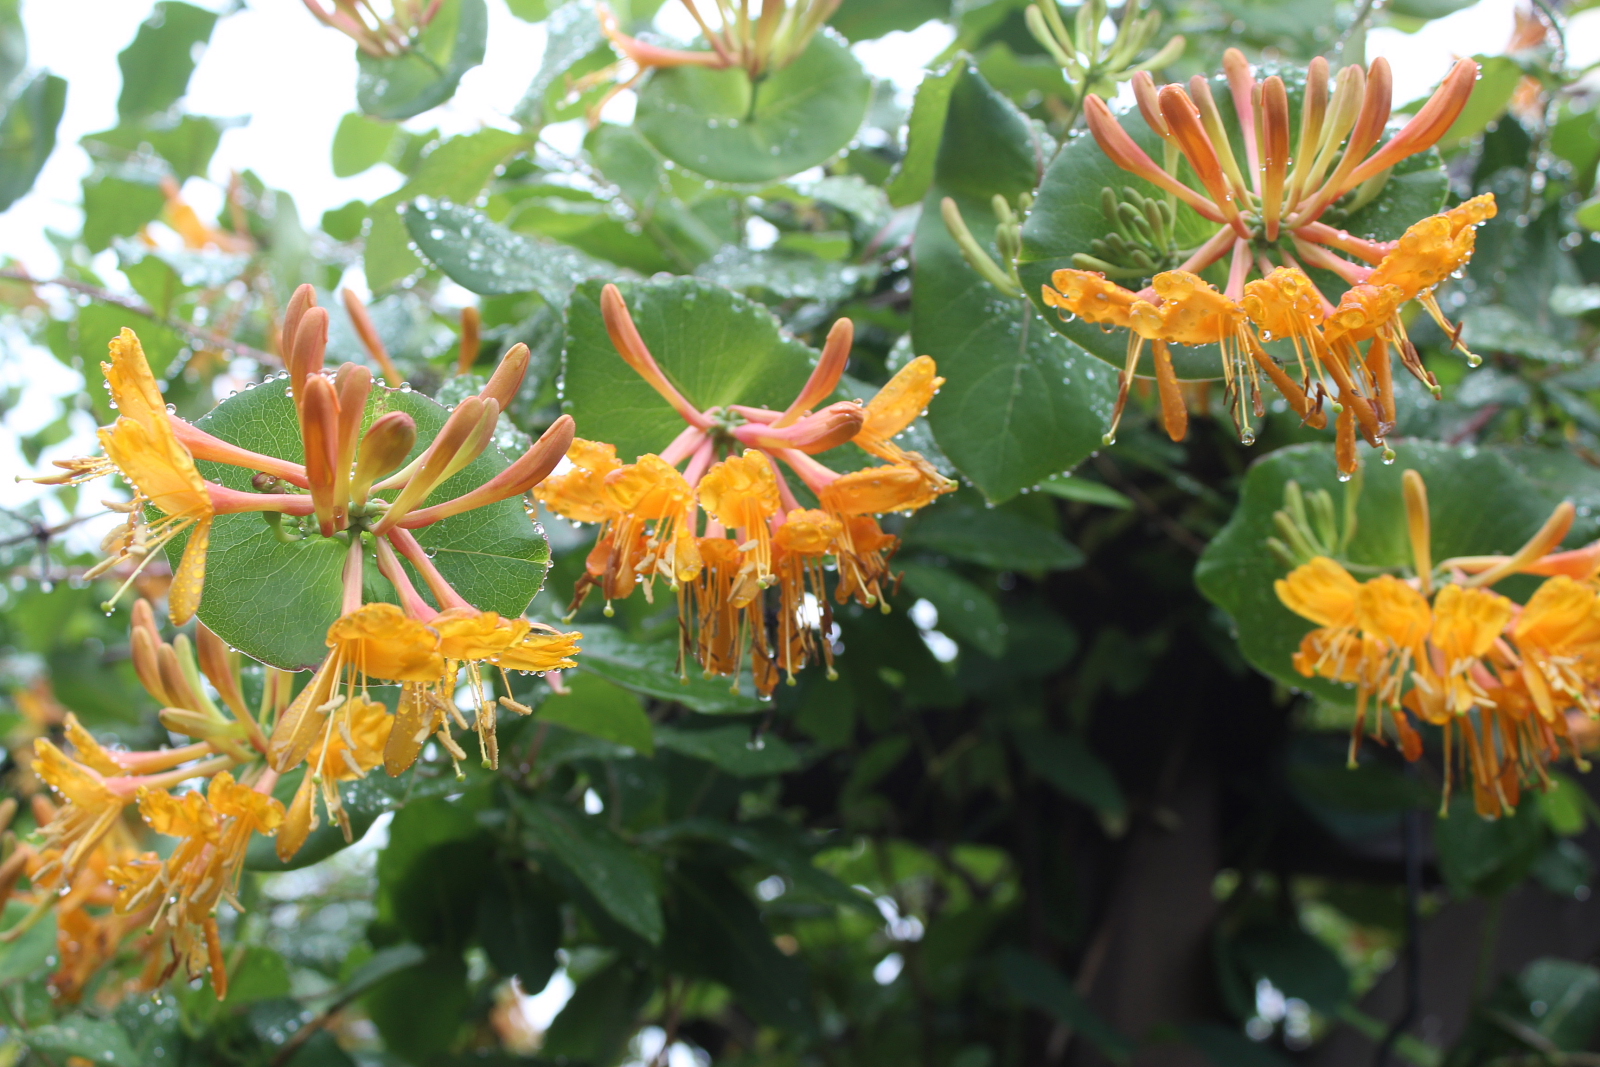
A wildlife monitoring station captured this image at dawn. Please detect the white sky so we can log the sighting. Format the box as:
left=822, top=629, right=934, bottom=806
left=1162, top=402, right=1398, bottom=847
left=0, top=0, right=1584, bottom=520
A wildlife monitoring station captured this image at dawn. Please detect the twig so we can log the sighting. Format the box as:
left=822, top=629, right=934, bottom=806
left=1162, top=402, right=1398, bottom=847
left=0, top=511, right=107, bottom=551
left=1375, top=789, right=1424, bottom=1067
left=0, top=268, right=278, bottom=366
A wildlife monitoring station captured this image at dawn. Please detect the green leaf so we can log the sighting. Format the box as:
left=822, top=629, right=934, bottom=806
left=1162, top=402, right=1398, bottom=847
left=513, top=0, right=609, bottom=127
left=912, top=68, right=1115, bottom=502
left=904, top=495, right=1084, bottom=572
left=1195, top=442, right=1578, bottom=699
left=634, top=29, right=871, bottom=184
left=26, top=1016, right=138, bottom=1066
left=1435, top=795, right=1548, bottom=897
left=538, top=671, right=656, bottom=754
left=695, top=247, right=876, bottom=305
left=830, top=0, right=947, bottom=40
left=1012, top=728, right=1125, bottom=821
left=654, top=723, right=800, bottom=777
left=1227, top=922, right=1350, bottom=1013
left=321, top=200, right=368, bottom=242
left=517, top=797, right=665, bottom=943
left=377, top=794, right=494, bottom=948
left=885, top=59, right=963, bottom=208
left=650, top=816, right=872, bottom=911
left=477, top=866, right=562, bottom=991
left=0, top=72, right=65, bottom=211
left=541, top=959, right=653, bottom=1062
left=82, top=114, right=231, bottom=182
left=1036, top=475, right=1133, bottom=509
left=1017, top=74, right=1449, bottom=380
left=1519, top=959, right=1600, bottom=1050
left=898, top=561, right=1007, bottom=657
left=575, top=623, right=766, bottom=713
left=560, top=276, right=816, bottom=462
left=117, top=1, right=217, bottom=121
left=996, top=948, right=1133, bottom=1062
left=341, top=943, right=428, bottom=998
left=664, top=864, right=816, bottom=1033
left=1461, top=304, right=1582, bottom=363
left=0, top=900, right=56, bottom=984
left=1184, top=1023, right=1296, bottom=1067
left=81, top=171, right=166, bottom=253
left=363, top=949, right=470, bottom=1060
left=365, top=128, right=530, bottom=291
left=584, top=122, right=726, bottom=266
left=332, top=112, right=398, bottom=178
left=356, top=0, right=487, bottom=121
left=404, top=198, right=615, bottom=302
left=176, top=377, right=550, bottom=670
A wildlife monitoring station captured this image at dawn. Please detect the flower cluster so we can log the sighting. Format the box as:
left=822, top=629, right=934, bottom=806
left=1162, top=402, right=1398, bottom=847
left=19, top=290, right=584, bottom=994
left=1040, top=51, right=1486, bottom=472
left=537, top=284, right=956, bottom=695
left=1276, top=469, right=1600, bottom=817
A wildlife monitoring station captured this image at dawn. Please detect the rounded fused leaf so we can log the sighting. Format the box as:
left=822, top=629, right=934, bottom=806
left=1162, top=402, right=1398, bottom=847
left=1017, top=74, right=1450, bottom=380
left=1195, top=442, right=1585, bottom=699
left=561, top=277, right=818, bottom=462
left=170, top=378, right=549, bottom=671
left=634, top=30, right=871, bottom=184
left=356, top=0, right=487, bottom=121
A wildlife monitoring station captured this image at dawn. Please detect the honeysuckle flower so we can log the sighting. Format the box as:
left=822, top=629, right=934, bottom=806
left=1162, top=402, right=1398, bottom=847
left=537, top=284, right=954, bottom=694
left=114, top=771, right=285, bottom=1000
left=1275, top=470, right=1600, bottom=817
left=301, top=0, right=442, bottom=58
left=1044, top=51, right=1488, bottom=471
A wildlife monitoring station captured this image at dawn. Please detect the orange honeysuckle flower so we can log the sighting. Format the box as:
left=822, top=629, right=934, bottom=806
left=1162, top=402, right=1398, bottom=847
left=278, top=695, right=393, bottom=861
left=1275, top=474, right=1600, bottom=816
left=1049, top=52, right=1488, bottom=472
left=537, top=284, right=954, bottom=694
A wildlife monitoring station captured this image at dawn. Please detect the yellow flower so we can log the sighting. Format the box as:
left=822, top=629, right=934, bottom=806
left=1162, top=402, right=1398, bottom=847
left=1512, top=576, right=1600, bottom=721
left=29, top=740, right=133, bottom=889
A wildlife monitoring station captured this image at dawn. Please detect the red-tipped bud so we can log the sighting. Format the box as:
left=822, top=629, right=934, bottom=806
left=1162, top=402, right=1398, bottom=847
left=1260, top=76, right=1291, bottom=240
left=1345, top=58, right=1478, bottom=189
left=458, top=305, right=481, bottom=375
left=736, top=401, right=865, bottom=453
left=776, top=318, right=852, bottom=428
left=341, top=288, right=402, bottom=386
left=600, top=284, right=709, bottom=429
left=399, top=415, right=577, bottom=527
left=1083, top=94, right=1225, bottom=223
left=372, top=397, right=485, bottom=533
left=299, top=374, right=341, bottom=535
left=196, top=622, right=248, bottom=718
left=290, top=307, right=329, bottom=399
left=281, top=284, right=316, bottom=365
left=480, top=343, right=529, bottom=411
left=1131, top=72, right=1169, bottom=138
left=1158, top=85, right=1244, bottom=229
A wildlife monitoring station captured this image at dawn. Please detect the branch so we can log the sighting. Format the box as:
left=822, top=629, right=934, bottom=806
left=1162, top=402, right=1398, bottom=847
left=0, top=268, right=279, bottom=366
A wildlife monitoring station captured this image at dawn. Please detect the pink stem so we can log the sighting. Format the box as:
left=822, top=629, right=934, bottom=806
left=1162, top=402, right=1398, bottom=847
left=1291, top=236, right=1374, bottom=286
left=682, top=439, right=715, bottom=487
left=341, top=538, right=364, bottom=616
left=1225, top=238, right=1252, bottom=300
left=1175, top=225, right=1239, bottom=276
left=1294, top=222, right=1396, bottom=265
left=727, top=405, right=781, bottom=424
left=769, top=452, right=802, bottom=513
left=373, top=535, right=439, bottom=620
left=773, top=448, right=839, bottom=495
left=660, top=425, right=708, bottom=466
left=387, top=528, right=474, bottom=611
left=209, top=486, right=317, bottom=514
left=173, top=419, right=311, bottom=488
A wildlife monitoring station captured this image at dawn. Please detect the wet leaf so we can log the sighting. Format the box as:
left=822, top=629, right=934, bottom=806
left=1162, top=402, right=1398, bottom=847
left=356, top=0, right=487, bottom=121
left=538, top=671, right=656, bottom=754
left=635, top=30, right=871, bottom=183
left=404, top=197, right=615, bottom=302
left=173, top=378, right=549, bottom=671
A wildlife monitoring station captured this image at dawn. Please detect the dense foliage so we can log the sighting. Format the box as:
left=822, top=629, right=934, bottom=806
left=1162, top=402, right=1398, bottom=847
left=4, top=0, right=1600, bottom=1064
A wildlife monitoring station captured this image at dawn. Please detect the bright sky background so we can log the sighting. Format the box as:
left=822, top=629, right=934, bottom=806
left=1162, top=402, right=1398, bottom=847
left=0, top=0, right=1590, bottom=513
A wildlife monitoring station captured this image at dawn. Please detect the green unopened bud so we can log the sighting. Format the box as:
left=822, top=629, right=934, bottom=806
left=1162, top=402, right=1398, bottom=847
left=941, top=197, right=1024, bottom=299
